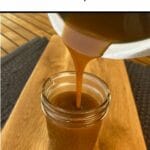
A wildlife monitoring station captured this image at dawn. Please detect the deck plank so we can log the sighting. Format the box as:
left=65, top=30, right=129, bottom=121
left=1, top=34, right=18, bottom=53
left=14, top=13, right=55, bottom=35
left=1, top=24, right=27, bottom=46
left=1, top=16, right=36, bottom=40
left=2, top=14, right=52, bottom=39
left=27, top=13, right=51, bottom=26
left=1, top=13, right=55, bottom=56
left=0, top=48, right=8, bottom=57
left=39, top=13, right=49, bottom=19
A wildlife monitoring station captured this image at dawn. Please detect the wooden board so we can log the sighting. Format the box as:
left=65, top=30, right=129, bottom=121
left=2, top=35, right=146, bottom=150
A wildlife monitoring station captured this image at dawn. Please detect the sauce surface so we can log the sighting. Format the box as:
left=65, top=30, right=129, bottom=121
left=51, top=91, right=99, bottom=111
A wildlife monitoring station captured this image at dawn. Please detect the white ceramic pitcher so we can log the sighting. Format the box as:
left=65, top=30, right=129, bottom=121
left=48, top=13, right=150, bottom=64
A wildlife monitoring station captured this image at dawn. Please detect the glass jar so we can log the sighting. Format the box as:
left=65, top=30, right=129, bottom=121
left=41, top=71, right=111, bottom=150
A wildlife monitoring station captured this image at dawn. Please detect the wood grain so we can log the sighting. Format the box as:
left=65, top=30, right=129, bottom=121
left=2, top=35, right=146, bottom=150
left=1, top=16, right=36, bottom=40
left=1, top=13, right=54, bottom=55
left=14, top=14, right=55, bottom=35
left=3, top=14, right=52, bottom=39
left=132, top=57, right=150, bottom=65
left=0, top=48, right=8, bottom=57
left=1, top=24, right=27, bottom=46
left=0, top=34, right=18, bottom=53
left=27, top=13, right=51, bottom=26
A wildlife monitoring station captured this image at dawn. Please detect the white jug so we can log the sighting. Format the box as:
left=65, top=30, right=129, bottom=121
left=48, top=13, right=150, bottom=64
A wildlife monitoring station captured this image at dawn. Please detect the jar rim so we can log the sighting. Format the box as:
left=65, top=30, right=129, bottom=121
left=41, top=71, right=111, bottom=116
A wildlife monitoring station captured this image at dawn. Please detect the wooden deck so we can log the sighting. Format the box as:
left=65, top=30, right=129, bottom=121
left=0, top=13, right=55, bottom=57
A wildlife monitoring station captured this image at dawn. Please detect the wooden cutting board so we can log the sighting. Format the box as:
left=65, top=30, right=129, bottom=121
left=2, top=35, right=146, bottom=150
